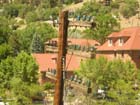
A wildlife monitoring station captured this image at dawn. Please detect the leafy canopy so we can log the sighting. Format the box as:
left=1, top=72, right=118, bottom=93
left=77, top=57, right=139, bottom=104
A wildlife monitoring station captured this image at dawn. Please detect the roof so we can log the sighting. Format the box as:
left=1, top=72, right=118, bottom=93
left=97, top=27, right=140, bottom=51
left=32, top=53, right=84, bottom=72
left=68, top=38, right=100, bottom=47
left=45, top=38, right=100, bottom=47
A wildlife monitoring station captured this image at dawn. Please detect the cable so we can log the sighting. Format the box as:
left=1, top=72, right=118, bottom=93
left=66, top=52, right=73, bottom=71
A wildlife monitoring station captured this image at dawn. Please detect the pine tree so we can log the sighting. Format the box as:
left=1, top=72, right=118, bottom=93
left=30, top=33, right=43, bottom=53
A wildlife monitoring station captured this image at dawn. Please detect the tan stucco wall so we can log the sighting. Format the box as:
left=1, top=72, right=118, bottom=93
left=97, top=50, right=140, bottom=68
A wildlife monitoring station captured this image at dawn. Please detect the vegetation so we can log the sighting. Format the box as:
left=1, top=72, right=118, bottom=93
left=75, top=0, right=139, bottom=44
left=0, top=0, right=139, bottom=104
left=77, top=57, right=140, bottom=104
left=0, top=51, right=41, bottom=104
left=0, top=0, right=60, bottom=104
left=30, top=34, right=43, bottom=53
left=75, top=1, right=120, bottom=44
left=43, top=82, right=55, bottom=90
left=120, top=0, right=139, bottom=18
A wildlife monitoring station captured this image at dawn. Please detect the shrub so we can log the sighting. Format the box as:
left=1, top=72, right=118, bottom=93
left=43, top=82, right=54, bottom=90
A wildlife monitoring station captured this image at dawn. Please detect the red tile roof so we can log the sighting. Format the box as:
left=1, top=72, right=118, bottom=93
left=97, top=27, right=140, bottom=51
left=32, top=53, right=84, bottom=72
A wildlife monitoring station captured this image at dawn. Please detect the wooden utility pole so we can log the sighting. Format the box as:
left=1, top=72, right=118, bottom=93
left=54, top=10, right=69, bottom=105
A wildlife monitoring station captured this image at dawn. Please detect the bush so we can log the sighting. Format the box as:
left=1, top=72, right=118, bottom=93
left=120, top=0, right=139, bottom=18
left=25, top=11, right=38, bottom=23
left=43, top=82, right=54, bottom=90
left=111, top=1, right=120, bottom=9
left=3, top=4, right=19, bottom=17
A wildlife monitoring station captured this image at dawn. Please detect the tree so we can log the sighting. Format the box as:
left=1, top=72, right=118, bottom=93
left=76, top=1, right=119, bottom=44
left=0, top=51, right=40, bottom=104
left=0, top=44, right=14, bottom=62
left=3, top=4, right=19, bottom=17
left=120, top=0, right=139, bottom=18
left=8, top=33, right=21, bottom=55
left=0, top=16, right=12, bottom=44
left=30, top=33, right=43, bottom=53
left=16, top=22, right=57, bottom=53
left=77, top=57, right=139, bottom=104
left=0, top=51, right=39, bottom=87
left=0, top=57, right=14, bottom=89
left=25, top=11, right=38, bottom=23
left=13, top=51, right=38, bottom=83
left=10, top=78, right=43, bottom=105
left=84, top=14, right=119, bottom=44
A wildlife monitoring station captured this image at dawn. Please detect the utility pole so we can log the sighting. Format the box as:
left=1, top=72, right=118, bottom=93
left=53, top=9, right=95, bottom=105
left=54, top=10, right=69, bottom=105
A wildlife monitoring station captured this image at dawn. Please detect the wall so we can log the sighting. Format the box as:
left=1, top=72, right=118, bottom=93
left=97, top=50, right=140, bottom=68
left=39, top=71, right=74, bottom=84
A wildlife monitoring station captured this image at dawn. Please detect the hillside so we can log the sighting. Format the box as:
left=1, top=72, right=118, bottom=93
left=64, top=0, right=140, bottom=29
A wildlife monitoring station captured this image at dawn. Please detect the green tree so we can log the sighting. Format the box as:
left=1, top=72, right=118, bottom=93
left=3, top=4, right=19, bottom=17
left=16, top=22, right=57, bottom=53
left=8, top=33, right=21, bottom=55
left=10, top=78, right=42, bottom=105
left=120, top=0, right=139, bottom=18
left=0, top=44, right=13, bottom=62
left=13, top=51, right=38, bottom=83
left=77, top=57, right=139, bottom=104
left=30, top=33, right=43, bottom=53
left=76, top=1, right=119, bottom=44
left=0, top=57, right=14, bottom=89
left=84, top=14, right=119, bottom=44
left=0, top=51, right=39, bottom=88
left=25, top=11, right=38, bottom=23
left=0, top=16, right=12, bottom=44
left=0, top=51, right=40, bottom=104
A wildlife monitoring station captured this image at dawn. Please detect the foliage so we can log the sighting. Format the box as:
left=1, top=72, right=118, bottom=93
left=63, top=0, right=78, bottom=5
left=10, top=78, right=43, bottom=105
left=10, top=78, right=32, bottom=105
left=83, top=13, right=119, bottom=44
left=76, top=1, right=119, bottom=44
left=120, top=0, right=139, bottom=18
left=16, top=22, right=57, bottom=53
left=0, top=16, right=12, bottom=44
left=3, top=4, right=19, bottom=18
left=30, top=34, right=43, bottom=53
left=68, top=29, right=82, bottom=38
left=13, top=51, right=38, bottom=83
left=43, top=82, right=55, bottom=90
left=0, top=51, right=38, bottom=86
left=0, top=57, right=14, bottom=89
left=37, top=7, right=59, bottom=21
left=3, top=3, right=34, bottom=18
left=8, top=33, right=21, bottom=55
left=0, top=51, right=40, bottom=104
left=25, top=11, right=38, bottom=23
left=77, top=57, right=139, bottom=104
left=0, top=44, right=13, bottom=62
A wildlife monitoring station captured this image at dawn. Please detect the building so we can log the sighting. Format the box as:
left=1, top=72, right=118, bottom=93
left=97, top=27, right=140, bottom=68
left=33, top=53, right=85, bottom=84
left=45, top=38, right=100, bottom=58
left=34, top=38, right=100, bottom=84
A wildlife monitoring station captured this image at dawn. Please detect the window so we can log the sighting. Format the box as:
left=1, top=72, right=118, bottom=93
left=108, top=39, right=113, bottom=46
left=119, top=38, right=124, bottom=46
